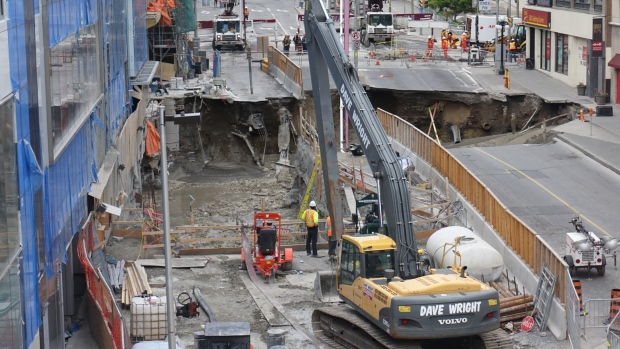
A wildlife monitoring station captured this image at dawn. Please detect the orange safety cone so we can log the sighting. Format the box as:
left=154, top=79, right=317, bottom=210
left=579, top=109, right=584, bottom=121
left=375, top=59, right=380, bottom=65
left=369, top=51, right=374, bottom=59
left=410, top=53, right=415, bottom=62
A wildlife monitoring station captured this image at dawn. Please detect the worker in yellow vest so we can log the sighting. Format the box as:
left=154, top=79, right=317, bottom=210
left=302, top=200, right=320, bottom=257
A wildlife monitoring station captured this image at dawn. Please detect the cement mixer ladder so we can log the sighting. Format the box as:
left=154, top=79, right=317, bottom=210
left=298, top=156, right=321, bottom=219
left=533, top=264, right=557, bottom=333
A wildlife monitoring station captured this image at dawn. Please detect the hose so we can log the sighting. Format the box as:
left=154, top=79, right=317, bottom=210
left=193, top=287, right=217, bottom=323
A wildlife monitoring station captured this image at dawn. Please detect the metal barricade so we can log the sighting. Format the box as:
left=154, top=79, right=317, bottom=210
left=582, top=298, right=620, bottom=341
left=566, top=270, right=582, bottom=349
left=608, top=329, right=620, bottom=349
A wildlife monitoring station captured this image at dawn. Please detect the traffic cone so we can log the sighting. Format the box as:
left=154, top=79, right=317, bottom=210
left=410, top=53, right=415, bottom=62
left=375, top=59, right=380, bottom=65
left=580, top=109, right=584, bottom=121
left=369, top=51, right=374, bottom=59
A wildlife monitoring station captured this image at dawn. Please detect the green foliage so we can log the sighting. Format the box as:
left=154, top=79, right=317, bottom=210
left=427, top=0, right=475, bottom=21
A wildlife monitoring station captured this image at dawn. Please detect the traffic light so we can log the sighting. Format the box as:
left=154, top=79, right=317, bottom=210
left=419, top=0, right=428, bottom=8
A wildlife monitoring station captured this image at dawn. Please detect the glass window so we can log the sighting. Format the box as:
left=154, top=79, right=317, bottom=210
left=0, top=260, right=23, bottom=349
left=540, top=30, right=551, bottom=71
left=339, top=240, right=360, bottom=285
left=367, top=14, right=393, bottom=26
left=0, top=0, right=5, bottom=20
left=365, top=250, right=394, bottom=278
left=593, top=0, right=602, bottom=11
left=574, top=0, right=590, bottom=10
left=555, top=0, right=571, bottom=7
left=50, top=23, right=102, bottom=152
left=0, top=99, right=19, bottom=273
left=555, top=33, right=569, bottom=75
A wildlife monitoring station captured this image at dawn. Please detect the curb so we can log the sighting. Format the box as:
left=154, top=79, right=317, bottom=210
left=556, top=134, right=620, bottom=177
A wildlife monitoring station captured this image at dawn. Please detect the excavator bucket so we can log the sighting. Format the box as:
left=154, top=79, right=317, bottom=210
left=314, top=270, right=339, bottom=303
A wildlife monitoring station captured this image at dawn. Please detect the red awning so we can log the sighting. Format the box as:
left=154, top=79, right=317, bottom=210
left=608, top=54, right=620, bottom=69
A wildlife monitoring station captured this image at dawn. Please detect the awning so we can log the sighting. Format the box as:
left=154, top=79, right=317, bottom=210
left=608, top=54, right=620, bottom=69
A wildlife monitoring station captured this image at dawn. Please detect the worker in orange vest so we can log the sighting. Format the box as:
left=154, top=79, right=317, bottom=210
left=326, top=215, right=337, bottom=257
left=461, top=31, right=468, bottom=52
left=441, top=37, right=449, bottom=59
left=243, top=6, right=249, bottom=20
left=426, top=35, right=435, bottom=57
left=302, top=200, right=320, bottom=257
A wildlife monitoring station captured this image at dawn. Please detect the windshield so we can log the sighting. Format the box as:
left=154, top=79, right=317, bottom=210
left=216, top=21, right=240, bottom=33
left=365, top=250, right=395, bottom=278
left=368, top=14, right=392, bottom=27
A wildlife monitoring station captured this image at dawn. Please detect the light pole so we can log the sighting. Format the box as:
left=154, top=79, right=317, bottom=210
left=498, top=17, right=507, bottom=75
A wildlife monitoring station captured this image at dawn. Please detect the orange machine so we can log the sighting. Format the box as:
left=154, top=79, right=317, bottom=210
left=241, top=212, right=294, bottom=281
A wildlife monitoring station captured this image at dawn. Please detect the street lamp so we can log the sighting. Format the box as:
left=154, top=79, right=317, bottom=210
left=498, top=16, right=508, bottom=75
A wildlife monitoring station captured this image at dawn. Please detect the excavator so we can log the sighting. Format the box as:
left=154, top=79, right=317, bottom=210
left=303, top=0, right=512, bottom=347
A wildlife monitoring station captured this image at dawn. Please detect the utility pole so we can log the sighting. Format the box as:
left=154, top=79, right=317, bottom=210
left=244, top=0, right=253, bottom=93
left=193, top=0, right=200, bottom=60
left=159, top=106, right=177, bottom=349
left=495, top=0, right=499, bottom=70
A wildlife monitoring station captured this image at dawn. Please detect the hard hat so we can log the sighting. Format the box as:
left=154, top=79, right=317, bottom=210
left=310, top=200, right=316, bottom=207
left=511, top=38, right=515, bottom=41
left=428, top=35, right=432, bottom=39
left=463, top=31, right=468, bottom=34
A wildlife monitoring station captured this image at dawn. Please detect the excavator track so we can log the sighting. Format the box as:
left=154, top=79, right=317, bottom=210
left=312, top=306, right=513, bottom=349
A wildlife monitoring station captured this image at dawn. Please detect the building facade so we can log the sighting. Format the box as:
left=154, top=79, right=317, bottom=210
left=2, top=0, right=149, bottom=348
left=521, top=0, right=612, bottom=100
left=607, top=0, right=619, bottom=103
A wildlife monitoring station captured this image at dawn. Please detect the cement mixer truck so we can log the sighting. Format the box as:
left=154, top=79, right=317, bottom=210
left=360, top=0, right=394, bottom=46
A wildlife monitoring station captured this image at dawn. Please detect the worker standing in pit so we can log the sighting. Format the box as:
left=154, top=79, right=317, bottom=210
left=441, top=36, right=449, bottom=59
left=426, top=35, right=435, bottom=57
left=244, top=6, right=249, bottom=20
left=509, top=38, right=517, bottom=62
left=302, top=200, right=320, bottom=257
left=327, top=215, right=336, bottom=257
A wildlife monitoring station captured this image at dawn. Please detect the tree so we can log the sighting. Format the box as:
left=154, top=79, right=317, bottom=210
left=427, top=0, right=475, bottom=22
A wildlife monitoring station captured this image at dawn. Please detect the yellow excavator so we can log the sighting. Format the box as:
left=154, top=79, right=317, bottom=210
left=304, top=0, right=512, bottom=347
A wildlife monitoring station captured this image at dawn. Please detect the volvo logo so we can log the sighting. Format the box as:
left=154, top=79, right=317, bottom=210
left=438, top=318, right=468, bottom=325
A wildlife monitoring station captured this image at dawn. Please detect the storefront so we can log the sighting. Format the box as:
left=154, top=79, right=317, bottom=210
left=609, top=55, right=620, bottom=104
left=523, top=5, right=603, bottom=93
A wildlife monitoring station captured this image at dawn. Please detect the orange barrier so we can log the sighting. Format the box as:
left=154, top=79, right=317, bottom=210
left=610, top=289, right=620, bottom=325
left=375, top=108, right=567, bottom=301
left=573, top=280, right=585, bottom=315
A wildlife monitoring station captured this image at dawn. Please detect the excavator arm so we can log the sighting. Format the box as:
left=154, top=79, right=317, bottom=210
left=304, top=0, right=419, bottom=279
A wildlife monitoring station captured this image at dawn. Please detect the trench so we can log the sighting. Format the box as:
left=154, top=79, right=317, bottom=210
left=171, top=88, right=576, bottom=214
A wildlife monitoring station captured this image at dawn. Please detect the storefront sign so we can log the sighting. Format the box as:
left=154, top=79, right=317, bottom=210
left=536, top=0, right=552, bottom=7
left=393, top=13, right=433, bottom=20
left=592, top=17, right=603, bottom=57
left=522, top=8, right=551, bottom=28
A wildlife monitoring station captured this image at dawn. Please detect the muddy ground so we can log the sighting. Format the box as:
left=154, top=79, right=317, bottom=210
left=105, top=122, right=571, bottom=349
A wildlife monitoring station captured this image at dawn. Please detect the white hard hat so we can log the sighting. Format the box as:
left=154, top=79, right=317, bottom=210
left=463, top=31, right=468, bottom=34
left=428, top=35, right=432, bottom=39
left=309, top=200, right=316, bottom=207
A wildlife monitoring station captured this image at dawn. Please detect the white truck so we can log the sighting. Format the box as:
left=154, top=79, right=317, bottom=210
left=362, top=11, right=394, bottom=45
left=564, top=216, right=618, bottom=276
left=212, top=0, right=246, bottom=51
left=466, top=14, right=499, bottom=43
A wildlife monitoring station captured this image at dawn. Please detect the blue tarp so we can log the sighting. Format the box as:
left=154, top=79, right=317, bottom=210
left=48, top=0, right=98, bottom=47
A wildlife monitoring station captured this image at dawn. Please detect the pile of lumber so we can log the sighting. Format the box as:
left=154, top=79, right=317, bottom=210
left=121, top=262, right=153, bottom=308
left=491, top=281, right=535, bottom=323
left=107, top=260, right=125, bottom=293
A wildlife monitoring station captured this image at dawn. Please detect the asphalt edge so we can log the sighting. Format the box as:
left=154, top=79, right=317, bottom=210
left=556, top=134, right=620, bottom=176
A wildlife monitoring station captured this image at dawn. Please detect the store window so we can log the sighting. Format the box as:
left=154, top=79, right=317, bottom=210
left=540, top=31, right=551, bottom=71
left=0, top=98, right=19, bottom=272
left=555, top=0, right=571, bottom=7
left=574, top=0, right=590, bottom=10
left=556, top=33, right=569, bottom=75
left=50, top=23, right=102, bottom=154
left=0, top=0, right=5, bottom=20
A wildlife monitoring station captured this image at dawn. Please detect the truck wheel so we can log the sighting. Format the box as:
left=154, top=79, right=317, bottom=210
left=282, top=262, right=292, bottom=271
left=598, top=265, right=606, bottom=276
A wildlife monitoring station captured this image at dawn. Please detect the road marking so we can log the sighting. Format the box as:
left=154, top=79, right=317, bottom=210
left=276, top=9, right=289, bottom=12
left=475, top=147, right=612, bottom=237
left=201, top=11, right=210, bottom=14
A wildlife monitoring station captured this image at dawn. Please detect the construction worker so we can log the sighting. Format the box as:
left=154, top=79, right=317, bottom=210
left=244, top=6, right=249, bottom=20
left=450, top=32, right=458, bottom=49
left=302, top=200, right=319, bottom=257
left=283, top=35, right=291, bottom=56
left=441, top=36, right=449, bottom=59
left=426, top=35, right=435, bottom=57
left=327, top=215, right=336, bottom=257
left=441, top=28, right=448, bottom=41
left=293, top=32, right=302, bottom=55
left=461, top=31, right=468, bottom=52
left=509, top=38, right=517, bottom=62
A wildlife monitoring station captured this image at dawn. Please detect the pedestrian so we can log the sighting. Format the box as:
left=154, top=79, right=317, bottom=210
left=509, top=38, right=517, bottom=62
left=426, top=35, right=434, bottom=57
left=301, top=34, right=307, bottom=53
left=441, top=37, right=449, bottom=59
left=302, top=200, right=319, bottom=257
left=244, top=6, right=249, bottom=20
left=213, top=0, right=217, bottom=7
left=293, top=33, right=302, bottom=55
left=283, top=35, right=291, bottom=56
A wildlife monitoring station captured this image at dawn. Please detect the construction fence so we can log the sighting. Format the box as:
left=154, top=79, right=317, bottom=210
left=566, top=270, right=582, bottom=349
left=78, top=217, right=128, bottom=349
left=376, top=108, right=567, bottom=301
left=267, top=46, right=303, bottom=98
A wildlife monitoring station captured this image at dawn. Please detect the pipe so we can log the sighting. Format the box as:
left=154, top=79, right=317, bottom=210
left=159, top=106, right=177, bottom=349
left=482, top=123, right=491, bottom=131
left=193, top=287, right=217, bottom=323
left=450, top=125, right=461, bottom=144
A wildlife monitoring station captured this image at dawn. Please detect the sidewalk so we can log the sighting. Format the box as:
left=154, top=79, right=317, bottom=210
left=465, top=63, right=620, bottom=176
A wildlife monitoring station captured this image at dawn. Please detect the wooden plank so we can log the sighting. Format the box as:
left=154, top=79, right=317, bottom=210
left=414, top=229, right=437, bottom=240
left=112, top=229, right=144, bottom=239
left=93, top=239, right=107, bottom=251
left=179, top=243, right=329, bottom=256
left=136, top=258, right=209, bottom=268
